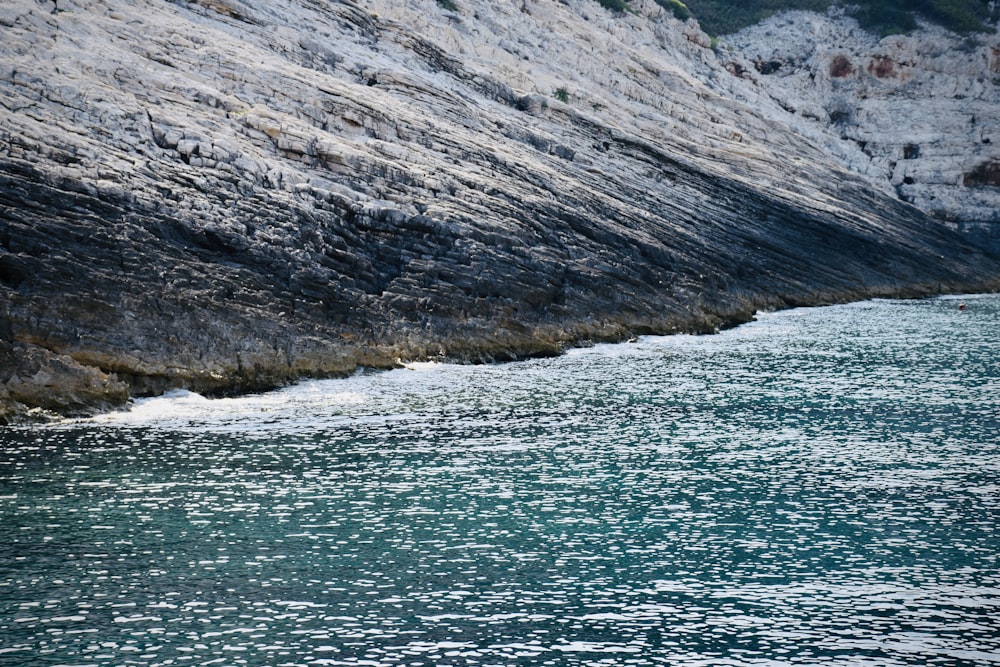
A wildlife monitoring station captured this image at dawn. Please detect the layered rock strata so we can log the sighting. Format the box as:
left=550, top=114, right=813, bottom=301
left=2, top=0, right=998, bottom=421
left=720, top=10, right=1000, bottom=243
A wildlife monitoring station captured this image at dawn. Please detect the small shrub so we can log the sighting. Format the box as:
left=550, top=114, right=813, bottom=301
left=680, top=0, right=993, bottom=36
left=654, top=0, right=693, bottom=21
left=595, top=0, right=631, bottom=13
left=435, top=0, right=458, bottom=12
left=852, top=4, right=917, bottom=36
left=554, top=87, right=570, bottom=103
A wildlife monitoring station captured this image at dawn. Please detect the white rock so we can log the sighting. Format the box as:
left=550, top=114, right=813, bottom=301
left=721, top=10, right=1000, bottom=224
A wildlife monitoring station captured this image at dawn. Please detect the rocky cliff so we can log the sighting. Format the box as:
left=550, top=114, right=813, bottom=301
left=2, top=0, right=999, bottom=422
left=720, top=9, right=1000, bottom=245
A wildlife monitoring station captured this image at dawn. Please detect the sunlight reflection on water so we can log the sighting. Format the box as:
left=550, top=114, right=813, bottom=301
left=1, top=295, right=998, bottom=666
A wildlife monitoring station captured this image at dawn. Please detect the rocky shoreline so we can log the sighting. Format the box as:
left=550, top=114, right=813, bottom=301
left=2, top=0, right=999, bottom=422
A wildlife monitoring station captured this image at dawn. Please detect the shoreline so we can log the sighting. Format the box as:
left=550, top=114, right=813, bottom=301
left=2, top=2, right=998, bottom=425
left=4, top=285, right=997, bottom=426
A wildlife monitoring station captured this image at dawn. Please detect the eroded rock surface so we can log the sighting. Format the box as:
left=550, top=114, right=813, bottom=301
left=721, top=10, right=1000, bottom=241
left=2, top=0, right=999, bottom=420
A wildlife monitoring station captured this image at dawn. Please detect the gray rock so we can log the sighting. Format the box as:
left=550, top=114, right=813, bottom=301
left=1, top=0, right=998, bottom=421
left=721, top=10, right=1000, bottom=230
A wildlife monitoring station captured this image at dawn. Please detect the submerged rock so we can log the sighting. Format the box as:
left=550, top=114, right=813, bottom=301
left=1, top=0, right=998, bottom=420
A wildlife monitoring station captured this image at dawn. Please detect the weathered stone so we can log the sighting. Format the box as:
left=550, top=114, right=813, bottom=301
left=1, top=0, right=999, bottom=420
left=964, top=161, right=1000, bottom=187
left=0, top=341, right=130, bottom=423
left=723, top=10, right=1000, bottom=230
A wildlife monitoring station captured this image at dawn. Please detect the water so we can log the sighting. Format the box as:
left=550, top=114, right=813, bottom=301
left=1, top=294, right=998, bottom=666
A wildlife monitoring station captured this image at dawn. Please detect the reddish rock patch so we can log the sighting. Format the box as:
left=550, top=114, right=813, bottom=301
left=963, top=161, right=1000, bottom=187
left=829, top=54, right=854, bottom=78
left=867, top=56, right=896, bottom=79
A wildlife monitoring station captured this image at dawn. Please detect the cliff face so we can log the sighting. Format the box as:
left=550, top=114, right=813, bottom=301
left=2, top=0, right=998, bottom=421
left=719, top=10, right=1000, bottom=244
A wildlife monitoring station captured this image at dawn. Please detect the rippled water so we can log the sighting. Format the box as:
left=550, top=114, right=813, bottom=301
left=2, top=295, right=999, bottom=666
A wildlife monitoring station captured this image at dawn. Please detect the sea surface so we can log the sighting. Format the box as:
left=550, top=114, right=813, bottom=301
left=1, top=294, right=998, bottom=666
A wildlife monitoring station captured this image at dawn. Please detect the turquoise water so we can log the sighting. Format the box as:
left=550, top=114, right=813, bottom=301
left=1, top=294, right=998, bottom=666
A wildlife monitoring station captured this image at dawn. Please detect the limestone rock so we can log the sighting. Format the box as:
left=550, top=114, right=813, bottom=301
left=1, top=0, right=998, bottom=420
left=720, top=10, right=1000, bottom=235
left=0, top=341, right=130, bottom=422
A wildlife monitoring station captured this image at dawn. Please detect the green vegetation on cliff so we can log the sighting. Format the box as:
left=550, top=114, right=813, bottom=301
left=626, top=0, right=999, bottom=36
